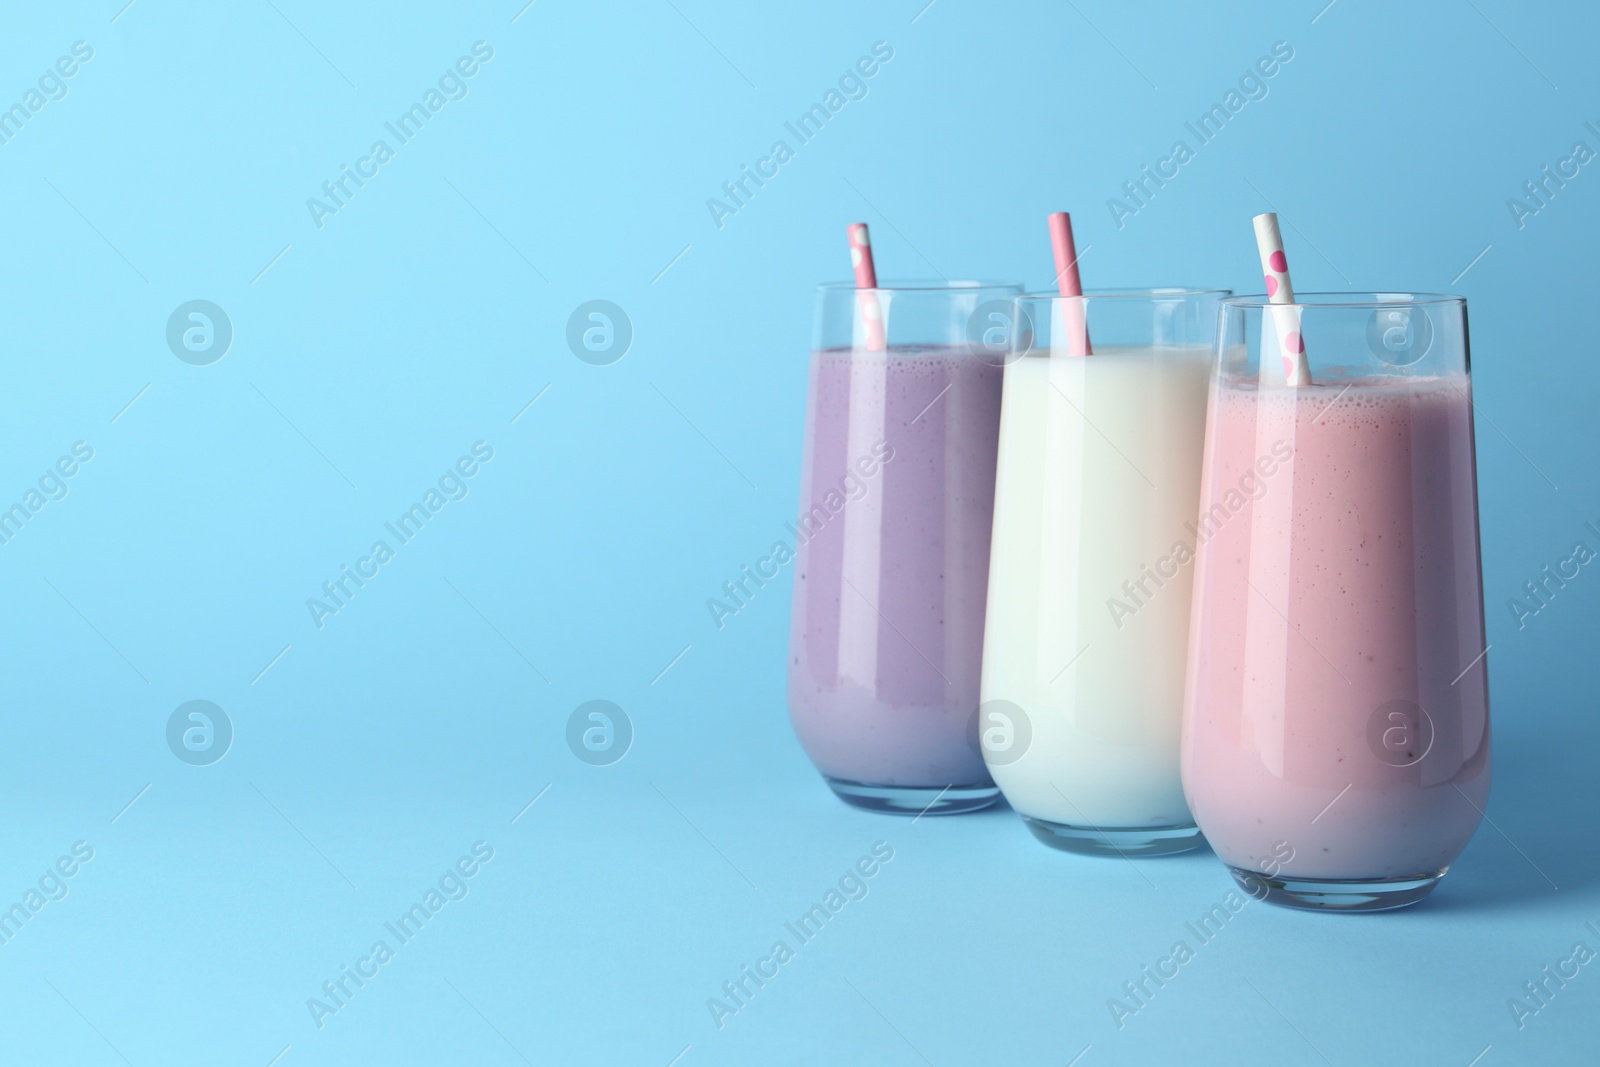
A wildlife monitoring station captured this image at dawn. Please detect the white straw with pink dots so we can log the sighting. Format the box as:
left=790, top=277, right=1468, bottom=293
left=1252, top=213, right=1312, bottom=386
left=1047, top=212, right=1091, bottom=356
left=848, top=223, right=886, bottom=351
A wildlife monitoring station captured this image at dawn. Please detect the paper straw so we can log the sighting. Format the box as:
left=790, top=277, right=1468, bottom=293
left=1252, top=213, right=1312, bottom=386
left=847, top=223, right=886, bottom=351
left=1047, top=212, right=1091, bottom=356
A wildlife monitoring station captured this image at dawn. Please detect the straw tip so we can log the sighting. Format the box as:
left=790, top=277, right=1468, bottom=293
left=1252, top=212, right=1278, bottom=226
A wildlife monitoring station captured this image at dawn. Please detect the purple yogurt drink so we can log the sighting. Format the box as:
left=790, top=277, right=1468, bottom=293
left=787, top=328, right=1007, bottom=815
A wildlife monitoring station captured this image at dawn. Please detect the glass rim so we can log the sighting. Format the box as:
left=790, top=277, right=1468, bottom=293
left=815, top=278, right=1022, bottom=294
left=1018, top=286, right=1231, bottom=301
left=1223, top=291, right=1465, bottom=309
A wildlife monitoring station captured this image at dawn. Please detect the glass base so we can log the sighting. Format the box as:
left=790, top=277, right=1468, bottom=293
left=1227, top=867, right=1445, bottom=912
left=1022, top=816, right=1204, bottom=857
left=824, top=778, right=1000, bottom=816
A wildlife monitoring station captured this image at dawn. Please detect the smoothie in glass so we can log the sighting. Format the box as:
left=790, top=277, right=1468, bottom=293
left=1181, top=293, right=1490, bottom=910
left=787, top=279, right=1018, bottom=815
left=980, top=289, right=1224, bottom=855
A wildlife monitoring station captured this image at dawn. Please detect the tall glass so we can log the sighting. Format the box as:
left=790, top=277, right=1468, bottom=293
left=980, top=289, right=1226, bottom=854
left=787, top=279, right=1021, bottom=815
left=1182, top=293, right=1490, bottom=910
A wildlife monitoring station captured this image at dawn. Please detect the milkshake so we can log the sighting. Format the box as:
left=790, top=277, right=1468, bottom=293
left=980, top=290, right=1223, bottom=854
left=787, top=280, right=1017, bottom=815
left=1182, top=294, right=1490, bottom=910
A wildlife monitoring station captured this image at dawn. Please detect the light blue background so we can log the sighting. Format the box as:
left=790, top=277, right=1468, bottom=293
left=0, top=1, right=1594, bottom=1064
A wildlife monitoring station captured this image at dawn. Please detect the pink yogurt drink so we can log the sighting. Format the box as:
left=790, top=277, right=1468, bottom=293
left=1182, top=295, right=1491, bottom=911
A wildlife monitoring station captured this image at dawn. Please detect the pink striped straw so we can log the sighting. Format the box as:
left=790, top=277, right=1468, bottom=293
left=1252, top=213, right=1312, bottom=386
left=847, top=223, right=886, bottom=351
left=1047, top=212, right=1091, bottom=356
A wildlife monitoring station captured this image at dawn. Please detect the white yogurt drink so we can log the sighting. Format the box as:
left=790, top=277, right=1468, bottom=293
left=979, top=289, right=1222, bottom=856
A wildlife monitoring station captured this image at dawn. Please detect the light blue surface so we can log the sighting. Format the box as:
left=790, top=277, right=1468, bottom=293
left=0, top=1, right=1595, bottom=1063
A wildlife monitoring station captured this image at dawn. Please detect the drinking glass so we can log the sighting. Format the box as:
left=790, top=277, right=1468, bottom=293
left=979, top=288, right=1227, bottom=854
left=787, top=279, right=1021, bottom=815
left=1181, top=293, right=1490, bottom=910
